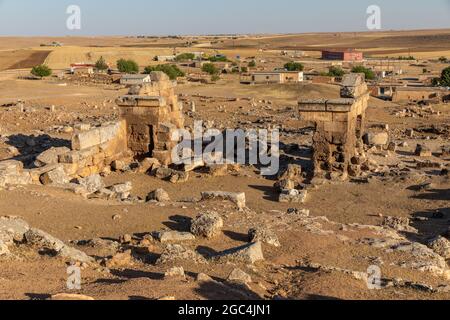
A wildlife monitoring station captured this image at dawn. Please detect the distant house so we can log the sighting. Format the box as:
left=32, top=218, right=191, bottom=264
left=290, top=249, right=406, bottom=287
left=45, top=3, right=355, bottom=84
left=70, top=63, right=95, bottom=75
left=120, top=74, right=152, bottom=86
left=250, top=71, right=304, bottom=84
left=155, top=55, right=176, bottom=62
left=322, top=49, right=363, bottom=62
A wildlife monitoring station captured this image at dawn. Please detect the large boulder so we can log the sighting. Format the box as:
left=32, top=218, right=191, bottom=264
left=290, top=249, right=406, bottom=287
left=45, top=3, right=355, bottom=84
left=78, top=174, right=105, bottom=194
left=217, top=242, right=264, bottom=264
left=190, top=212, right=223, bottom=239
left=35, top=147, right=70, bottom=167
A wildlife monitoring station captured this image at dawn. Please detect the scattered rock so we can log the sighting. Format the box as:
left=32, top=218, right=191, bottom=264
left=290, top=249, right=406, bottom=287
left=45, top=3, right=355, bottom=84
left=0, top=216, right=30, bottom=244
left=200, top=191, right=246, bottom=210
left=156, top=231, right=196, bottom=243
left=104, top=250, right=133, bottom=268
left=364, top=132, right=389, bottom=146
left=157, top=244, right=207, bottom=265
left=190, top=212, right=223, bottom=239
left=279, top=189, right=308, bottom=203
left=0, top=240, right=10, bottom=256
left=415, top=144, right=432, bottom=157
left=146, top=188, right=170, bottom=202
left=227, top=268, right=252, bottom=284
left=248, top=228, right=280, bottom=247
left=165, top=266, right=185, bottom=278
left=40, top=166, right=69, bottom=185
left=217, top=242, right=264, bottom=264
left=427, top=236, right=450, bottom=259
left=50, top=293, right=95, bottom=301
left=78, top=174, right=105, bottom=194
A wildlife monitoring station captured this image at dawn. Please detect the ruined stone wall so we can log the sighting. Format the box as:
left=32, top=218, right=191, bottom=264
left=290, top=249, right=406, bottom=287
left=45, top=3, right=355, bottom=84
left=298, top=74, right=369, bottom=179
left=116, top=72, right=185, bottom=165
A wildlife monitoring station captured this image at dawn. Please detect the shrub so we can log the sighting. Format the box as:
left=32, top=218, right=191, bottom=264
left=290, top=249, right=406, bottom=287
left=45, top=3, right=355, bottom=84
left=31, top=64, right=52, bottom=77
left=241, top=66, right=248, bottom=73
left=248, top=60, right=256, bottom=68
left=143, top=64, right=185, bottom=80
left=175, top=53, right=196, bottom=61
left=95, top=56, right=108, bottom=70
left=284, top=61, right=304, bottom=72
left=327, top=66, right=345, bottom=77
left=208, top=55, right=228, bottom=62
left=351, top=65, right=375, bottom=80
left=439, top=66, right=450, bottom=86
left=117, top=59, right=139, bottom=74
left=202, top=63, right=219, bottom=75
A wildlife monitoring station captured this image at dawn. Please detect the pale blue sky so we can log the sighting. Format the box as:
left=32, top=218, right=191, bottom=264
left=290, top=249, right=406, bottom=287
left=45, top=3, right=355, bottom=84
left=0, top=0, right=450, bottom=36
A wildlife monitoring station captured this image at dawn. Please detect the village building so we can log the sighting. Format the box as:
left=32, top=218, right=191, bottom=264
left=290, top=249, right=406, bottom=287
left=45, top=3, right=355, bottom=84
left=249, top=71, right=304, bottom=84
left=322, top=49, right=364, bottom=62
left=155, top=55, right=176, bottom=62
left=120, top=74, right=152, bottom=86
left=70, top=63, right=95, bottom=75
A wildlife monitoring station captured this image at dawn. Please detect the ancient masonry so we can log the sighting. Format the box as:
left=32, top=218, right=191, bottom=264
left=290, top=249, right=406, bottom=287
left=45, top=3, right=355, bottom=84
left=298, top=73, right=369, bottom=179
left=0, top=72, right=185, bottom=187
left=116, top=71, right=184, bottom=165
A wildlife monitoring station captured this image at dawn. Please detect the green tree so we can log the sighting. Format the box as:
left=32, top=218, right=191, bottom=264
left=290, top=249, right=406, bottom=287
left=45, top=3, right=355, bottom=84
left=175, top=53, right=196, bottom=61
left=202, top=63, right=219, bottom=75
left=284, top=61, right=304, bottom=72
left=31, top=64, right=52, bottom=78
left=117, top=59, right=139, bottom=74
left=327, top=66, right=345, bottom=77
left=208, top=55, right=228, bottom=62
left=439, top=66, right=450, bottom=86
left=438, top=56, right=448, bottom=63
left=143, top=64, right=185, bottom=80
left=351, top=65, right=375, bottom=80
left=248, top=60, right=256, bottom=68
left=95, top=56, right=109, bottom=71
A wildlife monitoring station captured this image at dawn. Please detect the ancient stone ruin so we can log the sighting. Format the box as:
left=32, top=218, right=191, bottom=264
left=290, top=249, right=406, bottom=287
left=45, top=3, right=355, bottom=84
left=116, top=71, right=184, bottom=165
left=298, top=73, right=369, bottom=179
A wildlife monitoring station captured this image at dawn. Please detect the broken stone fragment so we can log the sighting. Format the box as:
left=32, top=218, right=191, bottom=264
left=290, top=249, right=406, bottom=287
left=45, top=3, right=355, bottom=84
left=156, top=244, right=207, bottom=265
left=138, top=158, right=161, bottom=174
left=0, top=216, right=30, bottom=244
left=35, top=147, right=71, bottom=167
left=77, top=174, right=105, bottom=194
left=109, top=181, right=133, bottom=194
left=382, top=216, right=414, bottom=232
left=275, top=164, right=302, bottom=191
left=279, top=189, right=308, bottom=203
left=156, top=231, right=196, bottom=243
left=164, top=266, right=185, bottom=278
left=183, top=157, right=205, bottom=172
left=363, top=132, right=389, bottom=146
left=40, top=165, right=69, bottom=185
left=427, top=236, right=450, bottom=259
left=190, top=212, right=224, bottom=239
left=24, top=228, right=93, bottom=263
left=104, top=250, right=133, bottom=268
left=206, top=164, right=229, bottom=177
left=227, top=268, right=252, bottom=285
left=415, top=144, right=432, bottom=157
left=216, top=241, right=264, bottom=264
left=50, top=293, right=95, bottom=301
left=248, top=228, right=280, bottom=247
left=200, top=191, right=246, bottom=210
left=147, top=188, right=170, bottom=202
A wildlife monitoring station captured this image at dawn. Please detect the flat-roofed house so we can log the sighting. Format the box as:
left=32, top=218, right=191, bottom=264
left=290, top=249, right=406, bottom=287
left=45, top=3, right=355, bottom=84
left=120, top=74, right=152, bottom=86
left=251, top=71, right=304, bottom=84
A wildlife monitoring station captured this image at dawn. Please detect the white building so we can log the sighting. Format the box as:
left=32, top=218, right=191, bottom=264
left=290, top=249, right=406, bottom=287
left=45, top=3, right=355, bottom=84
left=120, top=74, right=152, bottom=86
